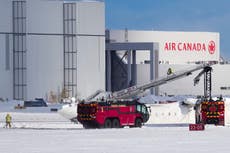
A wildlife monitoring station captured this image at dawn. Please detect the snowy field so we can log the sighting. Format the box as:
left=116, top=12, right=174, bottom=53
left=1, top=102, right=230, bottom=153
left=1, top=124, right=230, bottom=153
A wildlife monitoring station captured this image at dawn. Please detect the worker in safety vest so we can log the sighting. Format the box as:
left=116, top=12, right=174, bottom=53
left=167, top=68, right=173, bottom=75
left=5, top=113, right=12, bottom=128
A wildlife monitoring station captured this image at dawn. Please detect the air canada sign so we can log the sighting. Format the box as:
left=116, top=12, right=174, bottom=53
left=164, top=40, right=216, bottom=55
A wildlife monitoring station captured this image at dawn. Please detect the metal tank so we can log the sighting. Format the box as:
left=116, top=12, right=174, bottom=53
left=0, top=0, right=105, bottom=101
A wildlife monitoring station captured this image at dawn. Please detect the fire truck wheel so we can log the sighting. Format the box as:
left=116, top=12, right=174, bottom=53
left=83, top=123, right=95, bottom=129
left=104, top=119, right=112, bottom=128
left=135, top=118, right=142, bottom=128
left=112, top=119, right=120, bottom=128
left=83, top=124, right=90, bottom=129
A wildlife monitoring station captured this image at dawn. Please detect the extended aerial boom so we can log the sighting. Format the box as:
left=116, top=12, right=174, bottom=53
left=63, top=62, right=218, bottom=128
left=112, top=63, right=214, bottom=99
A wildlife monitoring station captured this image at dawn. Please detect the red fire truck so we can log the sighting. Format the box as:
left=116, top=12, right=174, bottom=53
left=194, top=66, right=225, bottom=126
left=77, top=100, right=150, bottom=128
left=76, top=63, right=217, bottom=129
left=199, top=100, right=224, bottom=125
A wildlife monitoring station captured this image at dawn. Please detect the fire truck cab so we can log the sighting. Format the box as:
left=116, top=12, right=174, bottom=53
left=77, top=100, right=150, bottom=128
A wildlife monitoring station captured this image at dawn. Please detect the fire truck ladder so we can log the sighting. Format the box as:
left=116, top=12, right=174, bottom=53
left=193, top=66, right=212, bottom=101
left=112, top=63, right=214, bottom=100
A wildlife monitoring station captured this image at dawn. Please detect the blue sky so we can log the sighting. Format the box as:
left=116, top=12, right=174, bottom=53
left=105, top=0, right=230, bottom=60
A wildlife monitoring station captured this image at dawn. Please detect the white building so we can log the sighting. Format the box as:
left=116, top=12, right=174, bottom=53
left=1, top=1, right=229, bottom=101
left=107, top=30, right=230, bottom=96
left=0, top=0, right=105, bottom=101
left=108, top=30, right=220, bottom=64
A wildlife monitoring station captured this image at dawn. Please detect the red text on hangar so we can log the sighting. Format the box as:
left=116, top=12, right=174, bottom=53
left=164, top=42, right=207, bottom=52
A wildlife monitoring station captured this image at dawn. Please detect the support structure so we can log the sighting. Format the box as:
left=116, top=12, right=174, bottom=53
left=194, top=66, right=212, bottom=100
left=131, top=50, right=136, bottom=86
left=106, top=42, right=158, bottom=95
left=12, top=1, right=27, bottom=100
left=127, top=50, right=132, bottom=86
left=204, top=67, right=212, bottom=100
left=63, top=3, right=77, bottom=98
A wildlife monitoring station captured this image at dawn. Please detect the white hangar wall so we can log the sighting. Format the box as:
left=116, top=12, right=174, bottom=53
left=0, top=1, right=13, bottom=100
left=77, top=2, right=105, bottom=98
left=0, top=0, right=105, bottom=100
left=109, top=30, right=220, bottom=64
left=26, top=35, right=64, bottom=100
left=109, top=30, right=230, bottom=96
left=26, top=0, right=64, bottom=100
left=27, top=0, right=63, bottom=34
left=0, top=35, right=13, bottom=100
left=77, top=36, right=105, bottom=98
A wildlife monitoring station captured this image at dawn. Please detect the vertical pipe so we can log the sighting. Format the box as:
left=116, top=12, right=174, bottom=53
left=16, top=1, right=19, bottom=98
left=63, top=3, right=66, bottom=96
left=154, top=43, right=159, bottom=95
left=21, top=1, right=23, bottom=99
left=23, top=1, right=27, bottom=99
left=5, top=34, right=10, bottom=70
left=150, top=45, right=155, bottom=94
left=67, top=4, right=70, bottom=97
left=71, top=4, right=74, bottom=97
left=106, top=51, right=111, bottom=91
left=63, top=3, right=77, bottom=98
left=12, top=1, right=15, bottom=99
left=127, top=50, right=131, bottom=87
left=17, top=1, right=20, bottom=99
left=210, top=70, right=212, bottom=100
left=75, top=3, right=77, bottom=98
left=132, top=50, right=136, bottom=85
left=204, top=71, right=207, bottom=99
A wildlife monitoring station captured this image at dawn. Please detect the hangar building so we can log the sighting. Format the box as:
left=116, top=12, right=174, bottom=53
left=0, top=0, right=229, bottom=101
left=106, top=30, right=230, bottom=96
left=0, top=0, right=105, bottom=100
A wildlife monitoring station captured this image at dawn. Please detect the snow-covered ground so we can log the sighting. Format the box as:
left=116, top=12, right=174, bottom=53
left=1, top=101, right=230, bottom=153
left=0, top=101, right=77, bottom=129
left=1, top=124, right=230, bottom=153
